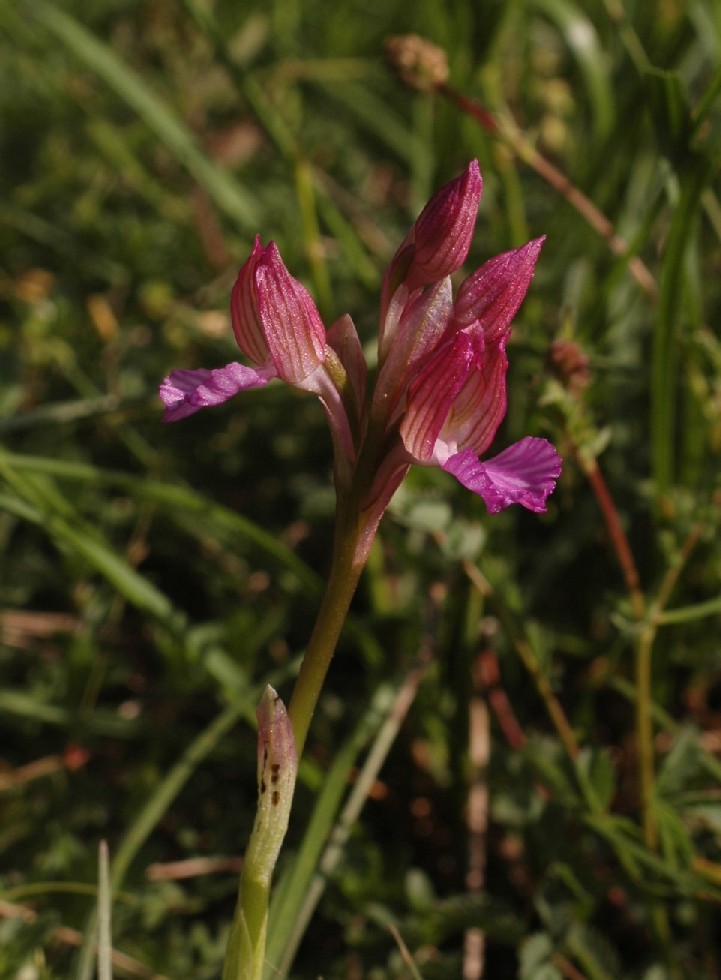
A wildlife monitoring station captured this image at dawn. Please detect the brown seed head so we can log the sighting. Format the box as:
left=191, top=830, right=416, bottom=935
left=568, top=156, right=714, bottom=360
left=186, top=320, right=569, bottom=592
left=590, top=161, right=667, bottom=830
left=384, top=35, right=449, bottom=93
left=547, top=339, right=591, bottom=396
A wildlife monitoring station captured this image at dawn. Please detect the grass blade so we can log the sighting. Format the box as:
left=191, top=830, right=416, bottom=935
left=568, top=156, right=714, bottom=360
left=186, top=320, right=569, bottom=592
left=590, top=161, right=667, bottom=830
left=27, top=0, right=259, bottom=232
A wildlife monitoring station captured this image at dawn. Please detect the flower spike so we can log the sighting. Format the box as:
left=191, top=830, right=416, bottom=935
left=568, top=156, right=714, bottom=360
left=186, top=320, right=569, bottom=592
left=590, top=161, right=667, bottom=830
left=160, top=160, right=561, bottom=534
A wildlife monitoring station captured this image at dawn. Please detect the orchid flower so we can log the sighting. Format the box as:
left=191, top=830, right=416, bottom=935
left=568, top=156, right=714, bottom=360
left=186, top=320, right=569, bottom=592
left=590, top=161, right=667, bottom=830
left=159, top=161, right=561, bottom=533
left=160, top=236, right=365, bottom=487
left=394, top=237, right=561, bottom=514
left=363, top=163, right=561, bottom=529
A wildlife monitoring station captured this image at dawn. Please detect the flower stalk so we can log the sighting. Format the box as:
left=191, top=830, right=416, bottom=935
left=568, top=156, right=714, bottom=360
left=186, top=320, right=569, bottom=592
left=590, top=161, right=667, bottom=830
left=286, top=497, right=366, bottom=755
left=160, top=160, right=562, bottom=978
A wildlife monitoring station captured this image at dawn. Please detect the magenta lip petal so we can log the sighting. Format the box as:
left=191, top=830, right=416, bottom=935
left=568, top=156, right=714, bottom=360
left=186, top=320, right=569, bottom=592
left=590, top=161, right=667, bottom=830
left=441, top=437, right=562, bottom=513
left=159, top=362, right=274, bottom=422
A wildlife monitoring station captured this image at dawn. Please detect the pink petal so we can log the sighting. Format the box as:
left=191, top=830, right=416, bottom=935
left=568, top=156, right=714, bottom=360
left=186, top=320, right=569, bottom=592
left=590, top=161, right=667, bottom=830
left=380, top=160, right=482, bottom=319
left=374, top=277, right=454, bottom=420
left=230, top=236, right=269, bottom=365
left=452, top=237, right=545, bottom=344
left=159, top=362, right=274, bottom=422
left=438, top=339, right=508, bottom=457
left=442, top=437, right=562, bottom=513
left=255, top=243, right=327, bottom=386
left=400, top=331, right=481, bottom=462
left=356, top=447, right=412, bottom=566
left=407, top=159, right=483, bottom=290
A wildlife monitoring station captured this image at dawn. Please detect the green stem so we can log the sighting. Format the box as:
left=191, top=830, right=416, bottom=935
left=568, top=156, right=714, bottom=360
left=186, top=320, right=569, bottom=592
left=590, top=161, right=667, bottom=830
left=223, top=876, right=270, bottom=980
left=287, top=501, right=365, bottom=756
left=223, top=375, right=400, bottom=978
left=222, top=498, right=367, bottom=980
left=635, top=627, right=656, bottom=850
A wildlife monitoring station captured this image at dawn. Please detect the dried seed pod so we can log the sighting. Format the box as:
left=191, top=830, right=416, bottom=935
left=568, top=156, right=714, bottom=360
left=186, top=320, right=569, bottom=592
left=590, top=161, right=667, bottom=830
left=547, top=338, right=591, bottom=396
left=384, top=34, right=449, bottom=93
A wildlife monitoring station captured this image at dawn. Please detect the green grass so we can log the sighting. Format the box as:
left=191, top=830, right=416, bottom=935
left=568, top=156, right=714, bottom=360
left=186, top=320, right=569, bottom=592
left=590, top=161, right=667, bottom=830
left=1, top=0, right=721, bottom=976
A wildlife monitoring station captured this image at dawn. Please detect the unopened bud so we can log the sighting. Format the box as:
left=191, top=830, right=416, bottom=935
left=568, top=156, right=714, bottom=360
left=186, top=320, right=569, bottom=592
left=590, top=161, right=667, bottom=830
left=243, top=686, right=298, bottom=886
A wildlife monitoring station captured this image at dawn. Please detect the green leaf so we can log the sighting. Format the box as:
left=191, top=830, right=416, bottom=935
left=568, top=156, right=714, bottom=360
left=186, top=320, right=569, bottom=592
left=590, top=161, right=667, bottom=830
left=565, top=920, right=619, bottom=980
left=520, top=933, right=563, bottom=980
left=523, top=738, right=580, bottom=808
left=654, top=799, right=695, bottom=872
left=655, top=727, right=703, bottom=797
left=530, top=0, right=615, bottom=142
left=576, top=746, right=616, bottom=812
left=644, top=69, right=695, bottom=167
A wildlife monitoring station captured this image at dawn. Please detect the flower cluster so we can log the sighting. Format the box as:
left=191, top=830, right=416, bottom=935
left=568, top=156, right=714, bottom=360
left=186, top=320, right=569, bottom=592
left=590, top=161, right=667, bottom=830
left=160, top=161, right=561, bottom=554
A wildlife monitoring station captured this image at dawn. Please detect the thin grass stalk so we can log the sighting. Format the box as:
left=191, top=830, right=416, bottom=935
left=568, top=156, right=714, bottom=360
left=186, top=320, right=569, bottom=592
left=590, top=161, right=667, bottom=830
left=651, top=168, right=707, bottom=492
left=635, top=628, right=657, bottom=850
left=97, top=841, right=112, bottom=980
left=462, top=560, right=579, bottom=761
left=295, top=157, right=333, bottom=320
left=0, top=451, right=323, bottom=597
left=437, top=84, right=658, bottom=300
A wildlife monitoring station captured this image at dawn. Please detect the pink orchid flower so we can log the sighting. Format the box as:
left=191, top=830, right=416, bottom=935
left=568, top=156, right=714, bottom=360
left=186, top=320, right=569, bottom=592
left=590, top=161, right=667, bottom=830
left=367, top=163, right=561, bottom=521
left=159, top=161, right=561, bottom=533
left=159, top=236, right=365, bottom=484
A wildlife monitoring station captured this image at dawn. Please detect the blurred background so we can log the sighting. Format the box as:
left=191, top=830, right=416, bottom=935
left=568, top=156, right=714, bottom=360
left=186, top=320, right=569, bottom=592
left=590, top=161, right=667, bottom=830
left=1, top=0, right=720, bottom=977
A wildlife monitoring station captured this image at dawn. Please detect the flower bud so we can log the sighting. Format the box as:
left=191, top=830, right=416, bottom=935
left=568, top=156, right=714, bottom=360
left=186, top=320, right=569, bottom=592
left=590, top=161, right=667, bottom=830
left=381, top=160, right=482, bottom=321
left=243, top=686, right=298, bottom=886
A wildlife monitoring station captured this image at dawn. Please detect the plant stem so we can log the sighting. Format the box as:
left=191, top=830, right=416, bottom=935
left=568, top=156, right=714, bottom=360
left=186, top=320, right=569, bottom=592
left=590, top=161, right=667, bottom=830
left=577, top=454, right=656, bottom=844
left=223, top=499, right=366, bottom=980
left=635, top=626, right=656, bottom=850
left=287, top=500, right=365, bottom=755
left=223, top=876, right=270, bottom=980
left=462, top=560, right=579, bottom=761
left=580, top=454, right=645, bottom=621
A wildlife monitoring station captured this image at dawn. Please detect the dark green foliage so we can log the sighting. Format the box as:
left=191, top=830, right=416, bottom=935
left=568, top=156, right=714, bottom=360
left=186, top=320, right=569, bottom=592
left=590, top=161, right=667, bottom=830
left=1, top=0, right=720, bottom=976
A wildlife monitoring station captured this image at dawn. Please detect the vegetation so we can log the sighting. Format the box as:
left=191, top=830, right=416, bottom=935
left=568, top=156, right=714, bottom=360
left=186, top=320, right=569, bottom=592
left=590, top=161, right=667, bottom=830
left=1, top=0, right=720, bottom=976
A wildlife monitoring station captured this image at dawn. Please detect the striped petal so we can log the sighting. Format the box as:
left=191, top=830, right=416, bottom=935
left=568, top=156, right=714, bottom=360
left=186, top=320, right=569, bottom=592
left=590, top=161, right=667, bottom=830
left=442, top=437, right=562, bottom=513
left=160, top=362, right=274, bottom=422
